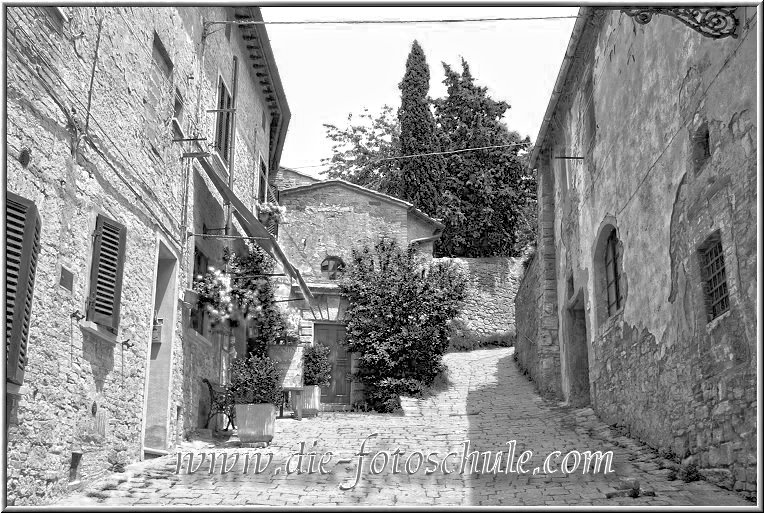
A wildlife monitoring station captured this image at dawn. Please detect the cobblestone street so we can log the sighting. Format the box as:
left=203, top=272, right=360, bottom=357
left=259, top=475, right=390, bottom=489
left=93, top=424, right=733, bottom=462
left=55, top=348, right=752, bottom=507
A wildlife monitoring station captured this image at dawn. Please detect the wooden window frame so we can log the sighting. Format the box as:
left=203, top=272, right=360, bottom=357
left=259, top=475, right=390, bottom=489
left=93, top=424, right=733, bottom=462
left=214, top=77, right=233, bottom=165
left=6, top=192, right=42, bottom=386
left=258, top=157, right=268, bottom=204
left=604, top=229, right=621, bottom=317
left=86, top=214, right=127, bottom=334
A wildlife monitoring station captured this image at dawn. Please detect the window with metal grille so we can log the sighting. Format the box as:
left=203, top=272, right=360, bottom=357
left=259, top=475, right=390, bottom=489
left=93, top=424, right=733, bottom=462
left=604, top=229, right=622, bottom=316
left=699, top=234, right=729, bottom=321
left=321, top=256, right=346, bottom=280
left=215, top=78, right=233, bottom=164
left=87, top=215, right=127, bottom=333
left=6, top=192, right=41, bottom=386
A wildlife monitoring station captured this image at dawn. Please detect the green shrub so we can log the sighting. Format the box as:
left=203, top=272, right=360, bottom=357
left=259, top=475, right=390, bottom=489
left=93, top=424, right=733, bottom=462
left=448, top=329, right=515, bottom=352
left=229, top=354, right=283, bottom=405
left=303, top=344, right=332, bottom=387
left=339, top=238, right=467, bottom=412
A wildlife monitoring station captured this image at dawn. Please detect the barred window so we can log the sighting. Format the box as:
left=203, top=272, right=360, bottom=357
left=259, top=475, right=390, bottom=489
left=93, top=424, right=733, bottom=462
left=604, top=230, right=622, bottom=316
left=699, top=233, right=729, bottom=321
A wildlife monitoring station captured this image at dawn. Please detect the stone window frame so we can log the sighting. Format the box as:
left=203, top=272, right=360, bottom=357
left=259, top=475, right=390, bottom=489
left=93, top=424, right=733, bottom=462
left=697, top=230, right=730, bottom=322
left=321, top=256, right=346, bottom=281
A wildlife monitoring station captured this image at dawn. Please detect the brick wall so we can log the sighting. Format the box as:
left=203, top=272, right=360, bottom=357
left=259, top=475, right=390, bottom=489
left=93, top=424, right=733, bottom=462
left=273, top=167, right=319, bottom=191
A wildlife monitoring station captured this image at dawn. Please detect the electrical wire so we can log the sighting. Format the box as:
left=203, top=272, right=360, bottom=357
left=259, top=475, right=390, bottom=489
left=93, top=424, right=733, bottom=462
left=7, top=11, right=183, bottom=243
left=291, top=141, right=531, bottom=170
left=211, top=15, right=581, bottom=26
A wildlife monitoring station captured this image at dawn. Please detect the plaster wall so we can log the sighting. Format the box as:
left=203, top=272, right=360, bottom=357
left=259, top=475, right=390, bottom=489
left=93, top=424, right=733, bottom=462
left=528, top=8, right=757, bottom=494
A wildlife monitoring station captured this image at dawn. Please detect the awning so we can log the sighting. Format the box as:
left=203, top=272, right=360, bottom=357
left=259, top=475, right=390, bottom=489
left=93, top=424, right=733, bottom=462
left=194, top=155, right=316, bottom=309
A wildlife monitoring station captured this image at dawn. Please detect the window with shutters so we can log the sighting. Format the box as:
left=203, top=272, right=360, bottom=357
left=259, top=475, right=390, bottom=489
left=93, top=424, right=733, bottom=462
left=214, top=77, right=233, bottom=165
left=86, top=215, right=127, bottom=334
left=6, top=192, right=41, bottom=387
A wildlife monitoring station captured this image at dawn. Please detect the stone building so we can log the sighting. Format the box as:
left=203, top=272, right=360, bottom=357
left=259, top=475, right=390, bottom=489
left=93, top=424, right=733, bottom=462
left=514, top=7, right=757, bottom=496
left=5, top=6, right=309, bottom=504
left=272, top=178, right=445, bottom=407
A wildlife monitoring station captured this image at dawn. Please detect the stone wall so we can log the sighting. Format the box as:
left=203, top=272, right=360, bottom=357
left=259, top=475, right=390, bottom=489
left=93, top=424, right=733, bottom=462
left=531, top=8, right=757, bottom=496
left=5, top=6, right=280, bottom=505
left=439, top=257, right=524, bottom=339
left=514, top=254, right=539, bottom=377
left=278, top=182, right=440, bottom=282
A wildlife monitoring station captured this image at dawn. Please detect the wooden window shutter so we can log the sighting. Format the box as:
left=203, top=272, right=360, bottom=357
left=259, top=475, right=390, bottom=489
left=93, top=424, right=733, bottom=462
left=6, top=192, right=41, bottom=386
left=87, top=215, right=127, bottom=331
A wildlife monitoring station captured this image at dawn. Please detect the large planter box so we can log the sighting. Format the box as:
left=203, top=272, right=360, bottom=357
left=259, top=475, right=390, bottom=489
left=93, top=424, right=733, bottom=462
left=295, top=385, right=321, bottom=417
left=234, top=403, right=277, bottom=443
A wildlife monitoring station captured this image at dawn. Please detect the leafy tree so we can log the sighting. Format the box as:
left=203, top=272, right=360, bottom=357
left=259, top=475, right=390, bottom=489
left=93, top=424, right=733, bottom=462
left=339, top=238, right=467, bottom=412
left=434, top=59, right=533, bottom=257
left=321, top=106, right=400, bottom=192
left=395, top=40, right=445, bottom=217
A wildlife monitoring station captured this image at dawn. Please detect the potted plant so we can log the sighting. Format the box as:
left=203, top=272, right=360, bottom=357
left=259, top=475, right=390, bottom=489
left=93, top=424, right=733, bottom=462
left=229, top=353, right=283, bottom=443
left=300, top=343, right=332, bottom=416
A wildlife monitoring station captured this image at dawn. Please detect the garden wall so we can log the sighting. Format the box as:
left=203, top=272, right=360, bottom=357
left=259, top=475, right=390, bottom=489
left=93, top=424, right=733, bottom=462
left=439, top=257, right=525, bottom=340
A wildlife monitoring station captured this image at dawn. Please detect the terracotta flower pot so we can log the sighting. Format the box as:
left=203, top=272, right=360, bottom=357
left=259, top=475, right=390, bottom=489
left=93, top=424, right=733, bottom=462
left=234, top=403, right=277, bottom=443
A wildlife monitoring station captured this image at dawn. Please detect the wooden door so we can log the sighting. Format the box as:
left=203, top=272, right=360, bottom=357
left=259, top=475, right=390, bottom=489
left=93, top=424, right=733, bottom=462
left=314, top=323, right=350, bottom=404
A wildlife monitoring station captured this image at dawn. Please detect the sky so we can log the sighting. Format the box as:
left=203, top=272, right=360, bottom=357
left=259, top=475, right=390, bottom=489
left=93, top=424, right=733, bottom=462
left=261, top=6, right=579, bottom=178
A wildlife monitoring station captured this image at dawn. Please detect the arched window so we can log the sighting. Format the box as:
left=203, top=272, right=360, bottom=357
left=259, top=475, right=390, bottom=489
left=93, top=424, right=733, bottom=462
left=604, top=230, right=622, bottom=316
left=593, top=223, right=625, bottom=327
left=320, top=256, right=345, bottom=280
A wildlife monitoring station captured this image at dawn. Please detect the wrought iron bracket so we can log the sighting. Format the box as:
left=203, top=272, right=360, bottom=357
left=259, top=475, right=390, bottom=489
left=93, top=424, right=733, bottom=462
left=621, top=7, right=739, bottom=39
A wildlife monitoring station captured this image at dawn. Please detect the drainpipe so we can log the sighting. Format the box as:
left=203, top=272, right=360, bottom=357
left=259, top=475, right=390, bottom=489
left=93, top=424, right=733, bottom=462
left=225, top=56, right=239, bottom=236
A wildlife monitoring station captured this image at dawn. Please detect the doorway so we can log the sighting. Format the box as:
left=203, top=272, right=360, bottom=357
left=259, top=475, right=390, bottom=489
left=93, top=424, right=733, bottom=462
left=144, top=242, right=177, bottom=453
left=314, top=323, right=350, bottom=405
left=566, top=290, right=590, bottom=407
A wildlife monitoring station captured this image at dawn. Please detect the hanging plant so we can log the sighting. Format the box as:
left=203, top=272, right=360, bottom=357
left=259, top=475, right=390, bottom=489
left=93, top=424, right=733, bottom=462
left=193, top=242, right=298, bottom=346
left=258, top=202, right=286, bottom=224
left=193, top=267, right=232, bottom=325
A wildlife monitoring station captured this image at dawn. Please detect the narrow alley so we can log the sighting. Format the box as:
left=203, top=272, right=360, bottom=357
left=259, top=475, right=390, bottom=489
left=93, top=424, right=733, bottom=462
left=55, top=348, right=750, bottom=507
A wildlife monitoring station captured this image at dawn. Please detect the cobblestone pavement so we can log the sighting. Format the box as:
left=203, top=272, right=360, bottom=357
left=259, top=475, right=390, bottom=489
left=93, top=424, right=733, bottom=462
left=55, top=348, right=753, bottom=507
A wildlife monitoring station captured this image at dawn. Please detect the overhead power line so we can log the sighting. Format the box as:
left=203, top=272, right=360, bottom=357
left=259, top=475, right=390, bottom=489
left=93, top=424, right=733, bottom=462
left=208, top=15, right=580, bottom=26
left=291, top=141, right=531, bottom=170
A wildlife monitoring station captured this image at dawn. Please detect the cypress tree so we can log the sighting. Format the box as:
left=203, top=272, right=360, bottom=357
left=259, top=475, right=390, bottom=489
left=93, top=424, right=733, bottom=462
left=394, top=40, right=445, bottom=217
